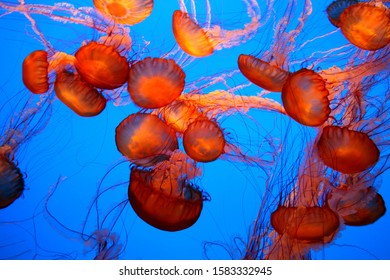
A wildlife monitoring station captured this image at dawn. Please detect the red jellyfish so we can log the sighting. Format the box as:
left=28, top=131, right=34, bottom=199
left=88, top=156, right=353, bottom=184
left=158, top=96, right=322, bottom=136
left=282, top=68, right=330, bottom=127
left=183, top=118, right=225, bottom=162
left=115, top=113, right=178, bottom=167
left=237, top=54, right=289, bottom=92
left=0, top=146, right=24, bottom=209
left=317, top=126, right=380, bottom=174
left=22, top=50, right=49, bottom=94
left=74, top=42, right=129, bottom=90
left=93, top=0, right=153, bottom=25
left=270, top=205, right=340, bottom=243
left=326, top=0, right=358, bottom=27
left=128, top=163, right=204, bottom=231
left=339, top=3, right=390, bottom=50
left=54, top=71, right=107, bottom=117
left=327, top=186, right=386, bottom=226
left=127, top=58, right=185, bottom=109
left=172, top=10, right=214, bottom=57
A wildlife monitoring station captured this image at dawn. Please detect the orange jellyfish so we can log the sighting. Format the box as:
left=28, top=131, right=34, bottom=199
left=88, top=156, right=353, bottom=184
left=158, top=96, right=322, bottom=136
left=115, top=113, right=178, bottom=167
left=339, top=3, right=390, bottom=50
left=327, top=186, right=386, bottom=226
left=54, top=71, right=107, bottom=117
left=127, top=57, right=185, bottom=109
left=172, top=10, right=214, bottom=57
left=128, top=167, right=204, bottom=231
left=183, top=118, right=225, bottom=162
left=0, top=146, right=24, bottom=209
left=22, top=50, right=49, bottom=94
left=74, top=42, right=129, bottom=90
left=282, top=68, right=330, bottom=127
left=160, top=100, right=202, bottom=133
left=238, top=54, right=289, bottom=92
left=270, top=205, right=340, bottom=243
left=317, top=126, right=380, bottom=174
left=93, top=0, right=153, bottom=25
left=326, top=0, right=358, bottom=27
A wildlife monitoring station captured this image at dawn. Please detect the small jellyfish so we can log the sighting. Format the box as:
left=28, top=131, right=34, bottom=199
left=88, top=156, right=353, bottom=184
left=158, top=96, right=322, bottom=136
left=115, top=113, right=178, bottom=167
left=340, top=3, right=390, bottom=50
left=127, top=57, right=185, bottom=109
left=54, top=71, right=107, bottom=117
left=74, top=42, right=129, bottom=90
left=183, top=118, right=225, bottom=162
left=317, top=126, right=380, bottom=174
left=326, top=0, right=358, bottom=27
left=160, top=100, right=202, bottom=133
left=270, top=205, right=340, bottom=243
left=237, top=54, right=289, bottom=92
left=172, top=10, right=214, bottom=57
left=22, top=50, right=49, bottom=94
left=128, top=167, right=203, bottom=231
left=93, top=0, right=153, bottom=25
left=282, top=69, right=330, bottom=127
left=0, top=146, right=24, bottom=209
left=327, top=186, right=386, bottom=226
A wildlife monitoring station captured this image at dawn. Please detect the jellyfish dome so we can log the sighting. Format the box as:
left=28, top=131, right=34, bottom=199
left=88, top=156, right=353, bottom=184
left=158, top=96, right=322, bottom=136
left=340, top=3, right=390, bottom=50
left=127, top=57, right=185, bottom=109
left=271, top=205, right=340, bottom=243
left=22, top=50, right=49, bottom=94
left=0, top=148, right=25, bottom=209
left=326, top=0, right=358, bottom=27
left=115, top=113, right=178, bottom=167
left=128, top=167, right=203, bottom=231
left=74, top=42, right=129, bottom=90
left=317, top=126, right=380, bottom=174
left=172, top=10, right=214, bottom=57
left=160, top=100, right=202, bottom=133
left=237, top=54, right=289, bottom=92
left=183, top=118, right=225, bottom=162
left=93, top=0, right=153, bottom=25
left=282, top=69, right=330, bottom=127
left=327, top=186, right=386, bottom=226
left=54, top=71, right=107, bottom=117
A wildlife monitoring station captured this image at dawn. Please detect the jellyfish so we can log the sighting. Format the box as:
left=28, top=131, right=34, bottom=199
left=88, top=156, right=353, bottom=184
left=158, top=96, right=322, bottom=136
left=317, top=126, right=380, bottom=174
left=115, top=113, right=178, bottom=167
left=282, top=69, right=330, bottom=127
left=93, top=0, right=153, bottom=25
left=326, top=0, right=358, bottom=27
left=339, top=3, right=390, bottom=50
left=127, top=57, right=185, bottom=109
left=327, top=186, right=386, bottom=226
left=54, top=71, right=107, bottom=117
left=74, top=42, right=129, bottom=90
left=237, top=54, right=289, bottom=92
left=128, top=151, right=205, bottom=231
left=183, top=118, right=225, bottom=162
left=22, top=50, right=49, bottom=94
left=0, top=146, right=24, bottom=209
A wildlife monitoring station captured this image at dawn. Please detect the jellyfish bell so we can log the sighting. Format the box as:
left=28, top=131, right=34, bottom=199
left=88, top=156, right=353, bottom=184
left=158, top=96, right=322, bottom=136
left=183, top=118, right=225, bottom=163
left=54, top=71, right=107, bottom=117
left=22, top=50, right=49, bottom=94
left=340, top=3, right=390, bottom=50
left=326, top=0, right=358, bottom=27
left=0, top=146, right=25, bottom=209
left=127, top=57, right=185, bottom=109
left=160, top=100, right=202, bottom=133
left=317, top=126, right=380, bottom=174
left=74, top=42, right=129, bottom=90
left=115, top=113, right=178, bottom=167
left=270, top=205, right=340, bottom=244
left=172, top=10, right=214, bottom=57
left=237, top=54, right=289, bottom=92
left=128, top=166, right=204, bottom=231
left=281, top=68, right=330, bottom=127
left=327, top=186, right=386, bottom=226
left=93, top=0, right=153, bottom=25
